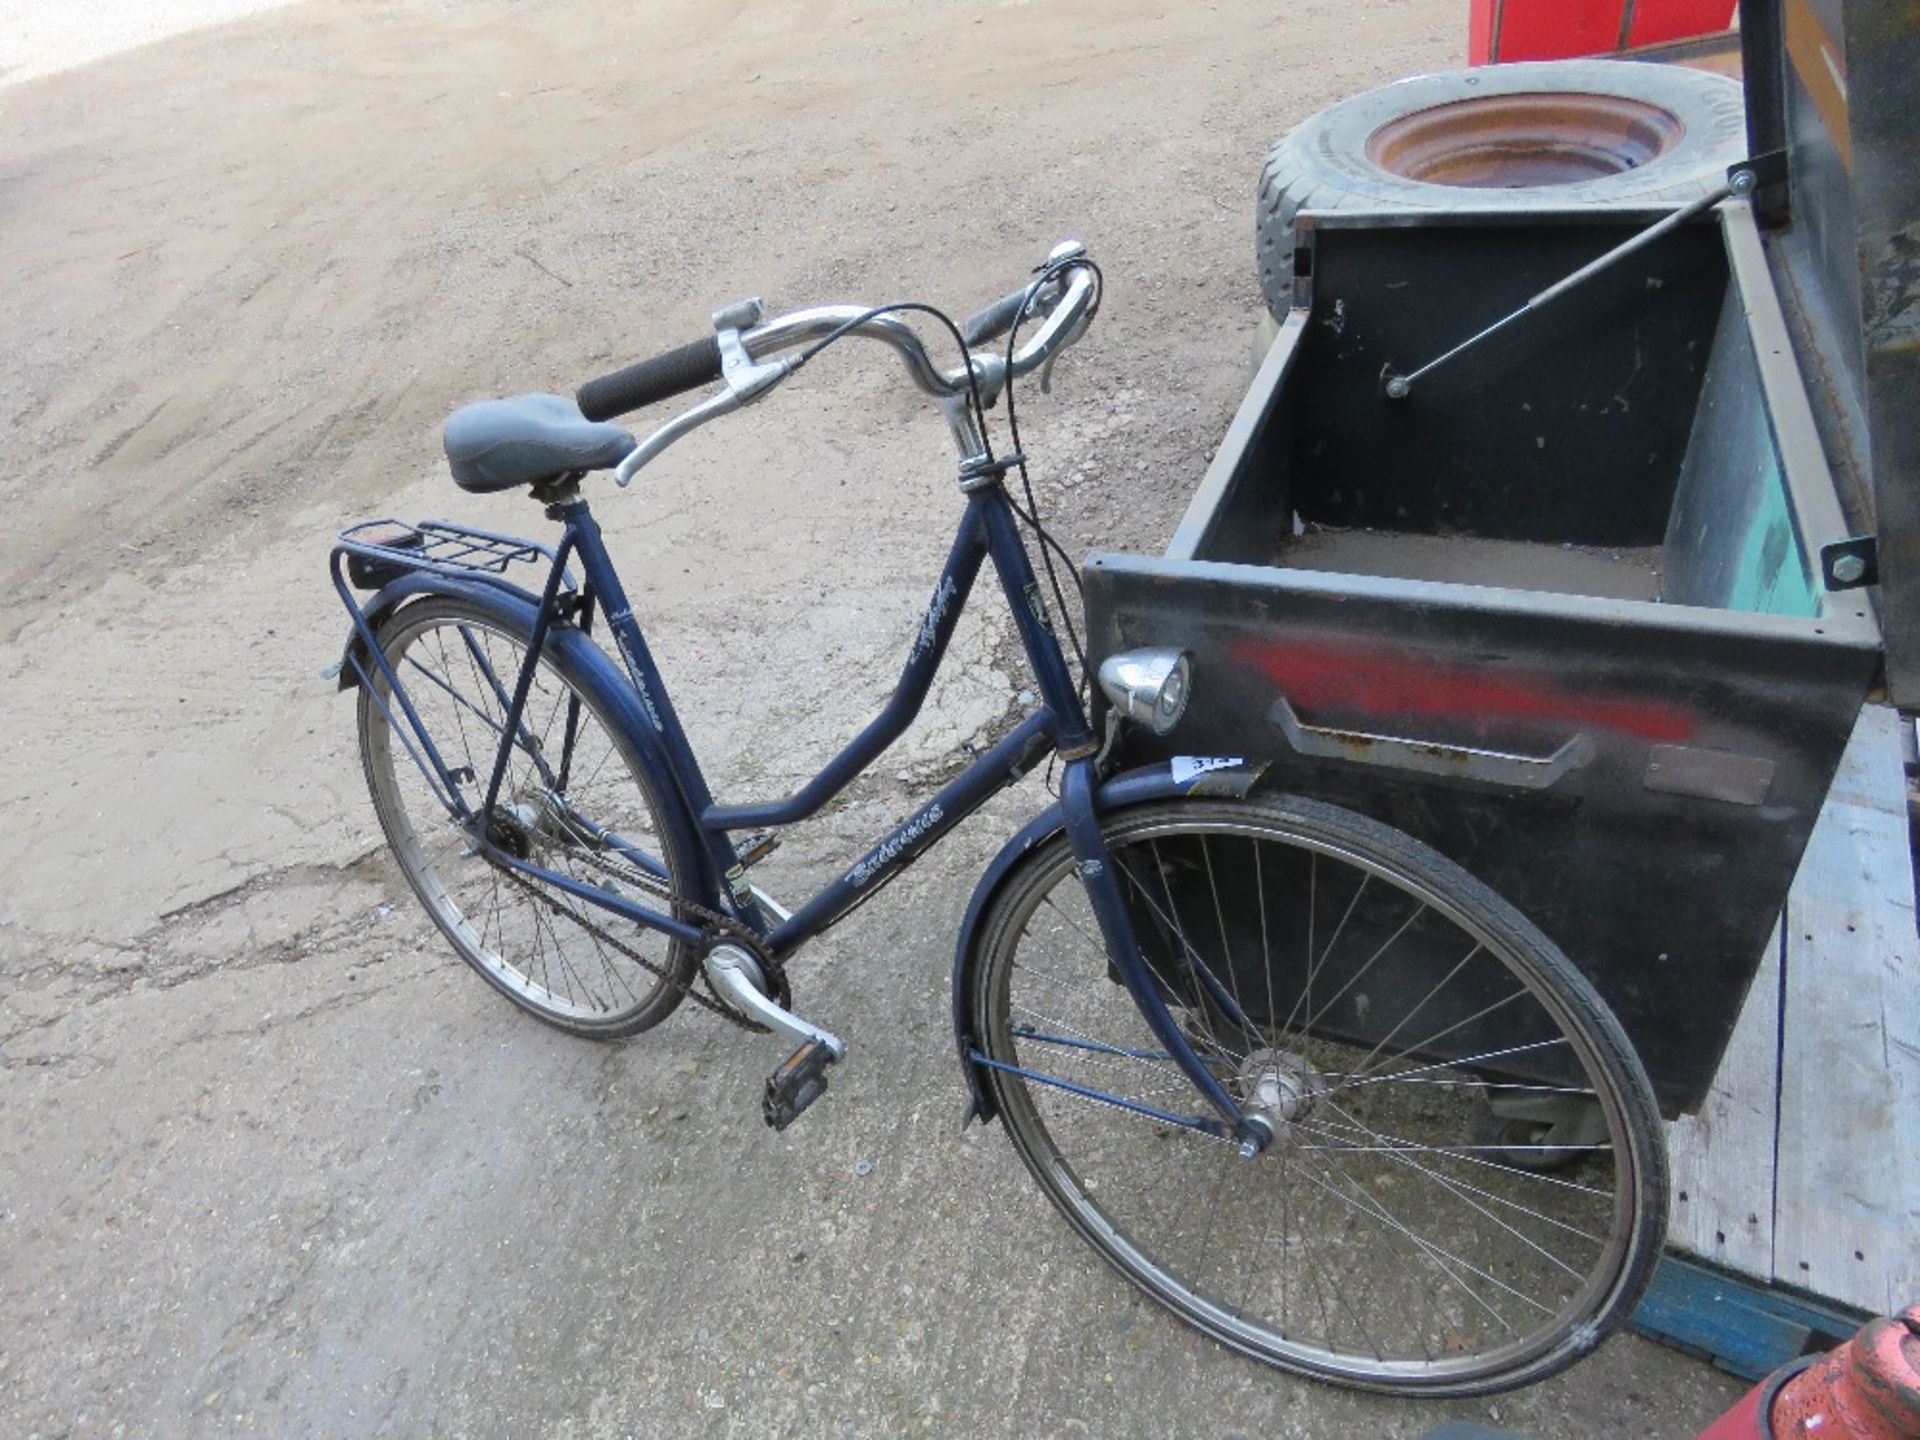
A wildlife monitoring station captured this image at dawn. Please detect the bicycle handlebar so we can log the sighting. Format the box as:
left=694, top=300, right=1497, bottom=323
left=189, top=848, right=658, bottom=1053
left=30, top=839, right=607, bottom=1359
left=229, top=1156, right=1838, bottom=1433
left=740, top=255, right=1096, bottom=399
left=577, top=335, right=724, bottom=422
left=961, top=284, right=1035, bottom=348
left=603, top=241, right=1097, bottom=483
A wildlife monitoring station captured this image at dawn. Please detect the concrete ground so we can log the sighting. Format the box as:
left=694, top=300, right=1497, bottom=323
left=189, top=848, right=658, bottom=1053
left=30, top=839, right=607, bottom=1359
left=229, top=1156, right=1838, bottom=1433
left=0, top=1, right=1746, bottom=1435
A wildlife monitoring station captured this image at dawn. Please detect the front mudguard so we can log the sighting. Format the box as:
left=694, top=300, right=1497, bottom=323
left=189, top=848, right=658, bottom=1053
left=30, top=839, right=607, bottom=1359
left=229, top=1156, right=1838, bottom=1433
left=950, top=756, right=1266, bottom=1125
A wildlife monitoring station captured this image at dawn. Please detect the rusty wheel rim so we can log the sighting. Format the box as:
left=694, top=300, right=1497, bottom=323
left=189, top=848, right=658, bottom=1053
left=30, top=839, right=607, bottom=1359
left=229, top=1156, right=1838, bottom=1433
left=1365, top=93, right=1687, bottom=189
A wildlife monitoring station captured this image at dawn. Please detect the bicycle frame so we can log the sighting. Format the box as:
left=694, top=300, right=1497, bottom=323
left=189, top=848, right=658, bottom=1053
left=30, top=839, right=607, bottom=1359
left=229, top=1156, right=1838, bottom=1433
left=335, top=479, right=1266, bottom=1148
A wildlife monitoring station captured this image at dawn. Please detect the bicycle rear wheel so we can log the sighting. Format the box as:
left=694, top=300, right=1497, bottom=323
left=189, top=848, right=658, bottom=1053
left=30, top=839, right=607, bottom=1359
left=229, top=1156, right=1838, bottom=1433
left=969, top=795, right=1665, bottom=1395
left=358, top=595, right=698, bottom=1036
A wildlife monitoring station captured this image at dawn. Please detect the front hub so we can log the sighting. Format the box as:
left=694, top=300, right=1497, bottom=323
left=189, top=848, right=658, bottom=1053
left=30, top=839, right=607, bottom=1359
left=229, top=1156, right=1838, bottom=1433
left=1237, top=1047, right=1322, bottom=1147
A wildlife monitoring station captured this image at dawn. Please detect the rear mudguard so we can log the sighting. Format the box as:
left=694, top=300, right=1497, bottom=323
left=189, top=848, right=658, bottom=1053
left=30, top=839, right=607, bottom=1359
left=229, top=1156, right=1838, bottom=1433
left=332, top=570, right=717, bottom=904
left=334, top=569, right=546, bottom=692
left=950, top=756, right=1267, bottom=1125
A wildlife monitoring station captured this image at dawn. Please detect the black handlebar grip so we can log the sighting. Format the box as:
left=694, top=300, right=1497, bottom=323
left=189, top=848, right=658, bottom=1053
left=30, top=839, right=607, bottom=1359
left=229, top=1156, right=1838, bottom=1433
left=576, top=335, right=725, bottom=421
left=961, top=285, right=1033, bottom=348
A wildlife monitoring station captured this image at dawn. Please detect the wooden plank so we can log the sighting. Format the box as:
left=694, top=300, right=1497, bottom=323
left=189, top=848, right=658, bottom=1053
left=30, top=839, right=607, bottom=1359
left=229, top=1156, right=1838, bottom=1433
left=1630, top=1254, right=1862, bottom=1380
left=1665, top=919, right=1782, bottom=1283
left=1775, top=704, right=1920, bottom=1314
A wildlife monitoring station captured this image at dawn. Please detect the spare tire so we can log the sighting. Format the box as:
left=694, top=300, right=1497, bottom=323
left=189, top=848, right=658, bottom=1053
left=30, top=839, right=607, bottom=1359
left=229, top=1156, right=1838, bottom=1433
left=1255, top=59, right=1746, bottom=315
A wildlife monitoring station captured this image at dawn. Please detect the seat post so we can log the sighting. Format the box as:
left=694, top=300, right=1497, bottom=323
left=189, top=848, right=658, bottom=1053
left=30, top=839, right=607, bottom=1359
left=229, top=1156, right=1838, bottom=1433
left=530, top=473, right=584, bottom=517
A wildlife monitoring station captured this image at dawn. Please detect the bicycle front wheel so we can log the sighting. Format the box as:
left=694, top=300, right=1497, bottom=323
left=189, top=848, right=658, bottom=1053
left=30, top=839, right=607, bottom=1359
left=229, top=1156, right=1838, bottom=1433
left=969, top=795, right=1665, bottom=1395
left=358, top=595, right=698, bottom=1037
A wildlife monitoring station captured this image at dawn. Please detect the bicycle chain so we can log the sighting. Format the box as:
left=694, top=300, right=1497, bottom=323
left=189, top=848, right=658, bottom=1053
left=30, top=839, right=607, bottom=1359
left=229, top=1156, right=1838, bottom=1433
left=495, top=850, right=791, bottom=1032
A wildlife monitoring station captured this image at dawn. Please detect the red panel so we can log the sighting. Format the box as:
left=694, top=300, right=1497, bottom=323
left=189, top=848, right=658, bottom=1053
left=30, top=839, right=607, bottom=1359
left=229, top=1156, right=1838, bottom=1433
left=1469, top=0, right=1498, bottom=65
left=1625, top=0, right=1738, bottom=48
left=1490, top=0, right=1626, bottom=61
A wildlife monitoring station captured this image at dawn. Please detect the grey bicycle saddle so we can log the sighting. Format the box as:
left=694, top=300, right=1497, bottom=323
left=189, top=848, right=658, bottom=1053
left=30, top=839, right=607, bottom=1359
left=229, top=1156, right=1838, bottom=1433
left=443, top=393, right=636, bottom=493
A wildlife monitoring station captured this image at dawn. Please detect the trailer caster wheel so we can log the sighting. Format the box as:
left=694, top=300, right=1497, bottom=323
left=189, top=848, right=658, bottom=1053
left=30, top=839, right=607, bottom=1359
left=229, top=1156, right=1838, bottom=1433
left=1472, top=1091, right=1609, bottom=1173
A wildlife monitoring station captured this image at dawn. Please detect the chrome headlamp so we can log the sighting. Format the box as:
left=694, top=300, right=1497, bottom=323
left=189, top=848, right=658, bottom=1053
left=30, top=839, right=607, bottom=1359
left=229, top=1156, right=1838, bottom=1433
left=1097, top=648, right=1192, bottom=736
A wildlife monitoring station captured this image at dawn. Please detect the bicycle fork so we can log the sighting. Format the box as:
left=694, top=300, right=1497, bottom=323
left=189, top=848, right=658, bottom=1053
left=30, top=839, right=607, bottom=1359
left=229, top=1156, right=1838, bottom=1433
left=1050, top=758, right=1272, bottom=1156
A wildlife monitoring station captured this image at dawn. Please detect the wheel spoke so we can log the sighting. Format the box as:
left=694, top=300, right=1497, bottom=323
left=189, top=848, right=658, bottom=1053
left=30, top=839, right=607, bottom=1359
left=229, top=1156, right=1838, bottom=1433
left=1200, top=834, right=1256, bottom=1047
left=1296, top=896, right=1425, bottom=1040
left=1293, top=1146, right=1532, bottom=1330
left=1330, top=1034, right=1569, bottom=1100
left=1123, top=842, right=1233, bottom=1057
left=1274, top=870, right=1370, bottom=1049
left=1341, top=941, right=1483, bottom=1080
left=1305, top=1103, right=1607, bottom=1243
left=1312, top=1097, right=1591, bottom=1279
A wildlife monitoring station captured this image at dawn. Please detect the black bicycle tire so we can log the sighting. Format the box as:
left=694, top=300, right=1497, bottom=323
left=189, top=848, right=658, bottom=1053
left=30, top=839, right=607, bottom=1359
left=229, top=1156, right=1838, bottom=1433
left=358, top=593, right=700, bottom=1037
left=970, top=793, right=1667, bottom=1396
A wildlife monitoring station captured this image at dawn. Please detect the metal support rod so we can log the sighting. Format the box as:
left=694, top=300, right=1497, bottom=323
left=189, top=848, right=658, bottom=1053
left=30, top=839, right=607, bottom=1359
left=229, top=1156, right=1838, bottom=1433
left=1383, top=176, right=1741, bottom=401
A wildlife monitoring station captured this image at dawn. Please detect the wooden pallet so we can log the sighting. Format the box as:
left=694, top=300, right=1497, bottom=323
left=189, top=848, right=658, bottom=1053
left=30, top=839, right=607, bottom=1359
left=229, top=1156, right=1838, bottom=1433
left=1635, top=704, right=1920, bottom=1374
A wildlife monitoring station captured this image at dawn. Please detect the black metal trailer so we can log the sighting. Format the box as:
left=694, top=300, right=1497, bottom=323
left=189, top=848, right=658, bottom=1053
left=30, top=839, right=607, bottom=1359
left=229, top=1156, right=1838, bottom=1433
left=1084, top=0, right=1917, bottom=1122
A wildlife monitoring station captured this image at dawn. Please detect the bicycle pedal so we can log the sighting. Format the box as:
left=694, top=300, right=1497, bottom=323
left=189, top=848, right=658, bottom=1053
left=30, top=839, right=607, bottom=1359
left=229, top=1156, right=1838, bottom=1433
left=736, top=830, right=781, bottom=868
left=764, top=1038, right=837, bottom=1131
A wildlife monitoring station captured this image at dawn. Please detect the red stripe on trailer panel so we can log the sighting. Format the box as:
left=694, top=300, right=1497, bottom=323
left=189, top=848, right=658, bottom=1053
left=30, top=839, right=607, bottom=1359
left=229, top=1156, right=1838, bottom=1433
left=1229, top=636, right=1698, bottom=743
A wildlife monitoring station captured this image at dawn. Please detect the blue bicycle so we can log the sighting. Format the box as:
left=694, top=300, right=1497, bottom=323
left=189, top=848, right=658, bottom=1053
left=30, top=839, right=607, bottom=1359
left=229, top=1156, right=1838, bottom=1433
left=330, top=242, right=1666, bottom=1395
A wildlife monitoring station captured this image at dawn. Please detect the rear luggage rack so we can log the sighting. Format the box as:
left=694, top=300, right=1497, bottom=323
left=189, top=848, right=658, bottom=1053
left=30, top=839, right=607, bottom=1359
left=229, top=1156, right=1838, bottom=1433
left=335, top=518, right=572, bottom=590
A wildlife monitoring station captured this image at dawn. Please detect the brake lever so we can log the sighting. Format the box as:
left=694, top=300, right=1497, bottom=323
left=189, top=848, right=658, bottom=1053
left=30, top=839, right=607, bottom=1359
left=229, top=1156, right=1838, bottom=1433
left=1038, top=307, right=1092, bottom=394
left=615, top=301, right=795, bottom=486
